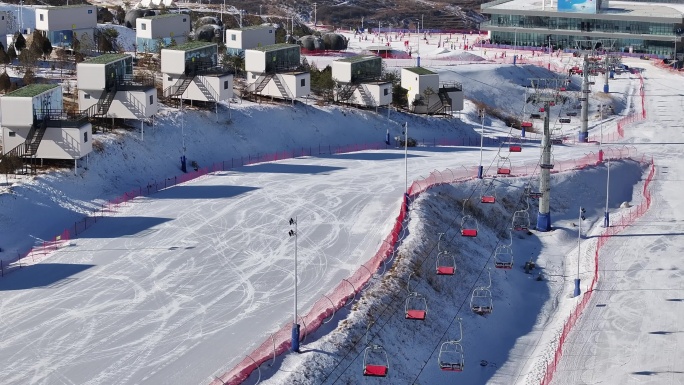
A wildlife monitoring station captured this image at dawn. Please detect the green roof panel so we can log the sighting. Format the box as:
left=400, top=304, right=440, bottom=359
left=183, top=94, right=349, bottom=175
left=82, top=53, right=130, bottom=64
left=140, top=13, right=186, bottom=20
left=405, top=67, right=436, bottom=75
left=5, top=83, right=59, bottom=98
left=167, top=41, right=216, bottom=52
left=252, top=43, right=299, bottom=52
left=338, top=55, right=378, bottom=64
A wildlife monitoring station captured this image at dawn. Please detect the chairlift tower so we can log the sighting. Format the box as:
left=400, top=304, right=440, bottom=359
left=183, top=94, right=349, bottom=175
left=527, top=78, right=566, bottom=231
left=574, top=39, right=615, bottom=142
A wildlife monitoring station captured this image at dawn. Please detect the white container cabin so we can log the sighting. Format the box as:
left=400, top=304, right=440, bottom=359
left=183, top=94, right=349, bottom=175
left=1, top=84, right=92, bottom=172
left=161, top=41, right=233, bottom=103
left=225, top=25, right=275, bottom=56
left=245, top=43, right=310, bottom=101
left=332, top=55, right=392, bottom=108
left=77, top=53, right=158, bottom=120
left=136, top=13, right=191, bottom=53
left=35, top=5, right=96, bottom=48
left=400, top=67, right=462, bottom=115
left=0, top=12, right=10, bottom=37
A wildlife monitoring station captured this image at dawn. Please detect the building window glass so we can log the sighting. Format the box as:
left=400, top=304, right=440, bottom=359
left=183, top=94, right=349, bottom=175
left=141, top=23, right=146, bottom=31
left=224, top=80, right=229, bottom=89
left=88, top=9, right=93, bottom=14
left=168, top=76, right=173, bottom=81
left=149, top=95, right=154, bottom=105
left=84, top=93, right=90, bottom=99
left=384, top=88, right=389, bottom=96
left=9, top=131, right=15, bottom=137
left=84, top=132, right=88, bottom=142
left=183, top=18, right=187, bottom=22
left=39, top=14, right=44, bottom=21
left=300, top=78, right=306, bottom=87
left=231, top=34, right=236, bottom=41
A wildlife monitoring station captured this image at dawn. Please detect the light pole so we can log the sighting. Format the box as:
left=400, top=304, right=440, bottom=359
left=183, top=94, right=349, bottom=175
left=259, top=5, right=262, bottom=17
left=288, top=217, right=300, bottom=353
left=478, top=109, right=485, bottom=179
left=604, top=160, right=610, bottom=227
left=403, top=122, right=409, bottom=212
left=598, top=104, right=604, bottom=161
left=575, top=207, right=586, bottom=297
left=403, top=122, right=408, bottom=194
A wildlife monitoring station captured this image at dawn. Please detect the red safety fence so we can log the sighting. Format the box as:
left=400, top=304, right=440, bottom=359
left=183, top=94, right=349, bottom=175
left=211, top=146, right=642, bottom=385
left=537, top=156, right=654, bottom=385
left=0, top=229, right=70, bottom=277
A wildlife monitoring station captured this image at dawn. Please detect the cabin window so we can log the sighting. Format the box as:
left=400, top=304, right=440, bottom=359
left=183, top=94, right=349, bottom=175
left=231, top=34, right=236, bottom=41
left=384, top=88, right=389, bottom=96
left=39, top=14, right=44, bottom=21
left=168, top=76, right=173, bottom=81
left=84, top=132, right=88, bottom=142
left=149, top=95, right=154, bottom=105
left=141, top=23, right=147, bottom=31
left=224, top=80, right=229, bottom=89
left=183, top=18, right=187, bottom=22
left=84, top=93, right=90, bottom=99
left=9, top=131, right=16, bottom=137
left=300, top=78, right=306, bottom=87
left=88, top=9, right=93, bottom=14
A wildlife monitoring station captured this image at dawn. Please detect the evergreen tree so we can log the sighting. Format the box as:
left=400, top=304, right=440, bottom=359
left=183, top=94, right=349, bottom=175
left=113, top=5, right=125, bottom=25
left=0, top=72, right=10, bottom=92
left=22, top=68, right=35, bottom=85
left=42, top=39, right=53, bottom=59
left=0, top=48, right=9, bottom=71
left=14, top=33, right=26, bottom=52
left=7, top=44, right=17, bottom=62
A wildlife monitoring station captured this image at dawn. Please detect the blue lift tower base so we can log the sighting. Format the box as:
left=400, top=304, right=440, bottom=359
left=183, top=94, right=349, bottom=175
left=578, top=131, right=589, bottom=142
left=291, top=323, right=300, bottom=353
left=536, top=212, right=551, bottom=232
left=574, top=278, right=581, bottom=297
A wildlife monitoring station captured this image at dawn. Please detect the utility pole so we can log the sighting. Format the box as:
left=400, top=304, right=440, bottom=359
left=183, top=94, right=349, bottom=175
left=478, top=109, right=485, bottom=179
left=288, top=217, right=300, bottom=353
left=575, top=207, right=586, bottom=297
left=313, top=3, right=317, bottom=27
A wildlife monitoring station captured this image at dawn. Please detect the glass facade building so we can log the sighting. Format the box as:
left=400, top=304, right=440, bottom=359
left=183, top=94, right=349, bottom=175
left=481, top=0, right=684, bottom=56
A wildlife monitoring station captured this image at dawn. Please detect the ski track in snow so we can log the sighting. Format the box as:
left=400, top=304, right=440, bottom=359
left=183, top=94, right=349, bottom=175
left=0, top=26, right=674, bottom=384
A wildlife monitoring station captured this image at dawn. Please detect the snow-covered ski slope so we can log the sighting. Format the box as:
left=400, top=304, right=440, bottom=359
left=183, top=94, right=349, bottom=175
left=0, top=34, right=675, bottom=384
left=550, top=62, right=684, bottom=384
